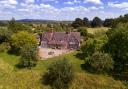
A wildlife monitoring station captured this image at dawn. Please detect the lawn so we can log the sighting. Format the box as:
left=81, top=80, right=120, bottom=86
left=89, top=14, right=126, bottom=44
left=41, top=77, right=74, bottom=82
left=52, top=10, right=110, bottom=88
left=0, top=51, right=126, bottom=89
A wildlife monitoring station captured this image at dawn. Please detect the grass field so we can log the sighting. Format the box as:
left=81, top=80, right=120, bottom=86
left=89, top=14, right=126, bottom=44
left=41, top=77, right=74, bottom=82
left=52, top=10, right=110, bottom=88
left=0, top=51, right=126, bottom=89
left=87, top=27, right=109, bottom=34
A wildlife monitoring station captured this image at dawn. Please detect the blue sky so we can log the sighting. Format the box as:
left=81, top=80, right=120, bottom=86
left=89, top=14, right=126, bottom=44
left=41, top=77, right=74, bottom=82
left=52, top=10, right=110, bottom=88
left=0, top=0, right=128, bottom=20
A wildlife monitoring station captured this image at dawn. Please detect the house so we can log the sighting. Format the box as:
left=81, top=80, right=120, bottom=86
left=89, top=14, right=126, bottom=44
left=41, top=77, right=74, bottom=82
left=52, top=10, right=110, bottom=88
left=40, top=32, right=80, bottom=49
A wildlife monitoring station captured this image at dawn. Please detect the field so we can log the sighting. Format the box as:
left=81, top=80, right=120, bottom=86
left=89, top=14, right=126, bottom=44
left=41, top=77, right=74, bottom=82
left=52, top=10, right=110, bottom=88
left=0, top=51, right=126, bottom=89
left=87, top=27, right=109, bottom=34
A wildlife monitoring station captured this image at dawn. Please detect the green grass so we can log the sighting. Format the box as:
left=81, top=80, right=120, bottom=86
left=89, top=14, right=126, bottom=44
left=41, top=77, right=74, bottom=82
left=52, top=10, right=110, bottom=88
left=87, top=27, right=108, bottom=34
left=0, top=51, right=126, bottom=89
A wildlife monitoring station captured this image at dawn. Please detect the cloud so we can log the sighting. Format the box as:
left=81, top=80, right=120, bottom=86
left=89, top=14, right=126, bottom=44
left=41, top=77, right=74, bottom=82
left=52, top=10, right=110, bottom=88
left=0, top=0, right=18, bottom=9
left=88, top=6, right=99, bottom=10
left=108, top=2, right=128, bottom=10
left=0, top=0, right=18, bottom=5
left=84, top=0, right=102, bottom=5
left=0, top=0, right=127, bottom=20
left=64, top=1, right=74, bottom=5
left=64, top=0, right=81, bottom=5
left=40, top=0, right=59, bottom=3
left=23, top=0, right=35, bottom=4
left=18, top=8, right=29, bottom=12
left=61, top=6, right=89, bottom=13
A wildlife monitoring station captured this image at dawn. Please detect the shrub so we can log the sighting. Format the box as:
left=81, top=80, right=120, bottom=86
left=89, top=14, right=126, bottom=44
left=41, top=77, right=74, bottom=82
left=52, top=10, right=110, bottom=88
left=81, top=39, right=97, bottom=59
left=43, top=58, right=74, bottom=89
left=18, top=44, right=38, bottom=68
left=78, top=27, right=88, bottom=37
left=0, top=42, right=10, bottom=52
left=86, top=52, right=114, bottom=73
left=0, top=28, right=12, bottom=43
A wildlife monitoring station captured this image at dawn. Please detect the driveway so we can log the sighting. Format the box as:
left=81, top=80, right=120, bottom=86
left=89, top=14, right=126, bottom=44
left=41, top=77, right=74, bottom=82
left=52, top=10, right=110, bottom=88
left=38, top=47, right=72, bottom=59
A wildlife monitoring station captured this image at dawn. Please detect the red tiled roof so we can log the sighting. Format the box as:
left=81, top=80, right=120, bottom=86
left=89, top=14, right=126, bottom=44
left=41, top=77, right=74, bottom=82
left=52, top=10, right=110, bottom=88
left=42, top=32, right=80, bottom=45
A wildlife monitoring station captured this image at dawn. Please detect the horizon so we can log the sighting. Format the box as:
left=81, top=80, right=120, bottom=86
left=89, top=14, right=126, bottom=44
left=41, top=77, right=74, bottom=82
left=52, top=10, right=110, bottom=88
left=0, top=0, right=128, bottom=20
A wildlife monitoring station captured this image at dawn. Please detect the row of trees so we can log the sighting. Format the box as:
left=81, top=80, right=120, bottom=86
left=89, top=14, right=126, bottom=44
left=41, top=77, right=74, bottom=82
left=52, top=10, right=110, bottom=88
left=71, top=17, right=103, bottom=28
left=71, top=13, right=128, bottom=28
left=104, top=14, right=128, bottom=28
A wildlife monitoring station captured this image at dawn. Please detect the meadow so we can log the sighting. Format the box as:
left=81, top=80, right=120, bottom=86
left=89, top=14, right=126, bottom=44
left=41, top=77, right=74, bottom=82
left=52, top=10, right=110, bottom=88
left=0, top=26, right=127, bottom=89
left=0, top=50, right=126, bottom=89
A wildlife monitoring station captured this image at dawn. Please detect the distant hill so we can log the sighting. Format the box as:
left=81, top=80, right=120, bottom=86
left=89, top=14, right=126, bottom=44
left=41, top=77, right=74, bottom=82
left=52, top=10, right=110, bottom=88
left=0, top=19, right=73, bottom=24
left=17, top=19, right=73, bottom=24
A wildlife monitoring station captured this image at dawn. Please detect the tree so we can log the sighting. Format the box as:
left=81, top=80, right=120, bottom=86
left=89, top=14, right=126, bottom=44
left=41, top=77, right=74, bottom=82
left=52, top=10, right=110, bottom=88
left=103, top=23, right=128, bottom=73
left=11, top=31, right=38, bottom=67
left=8, top=18, right=31, bottom=33
left=43, top=58, right=74, bottom=89
left=10, top=31, right=38, bottom=54
left=103, top=18, right=114, bottom=27
left=81, top=39, right=97, bottom=59
left=83, top=17, right=90, bottom=27
left=0, top=28, right=12, bottom=44
left=72, top=18, right=83, bottom=28
left=87, top=52, right=114, bottom=73
left=81, top=33, right=107, bottom=60
left=19, top=44, right=38, bottom=68
left=91, top=17, right=102, bottom=27
left=78, top=27, right=88, bottom=37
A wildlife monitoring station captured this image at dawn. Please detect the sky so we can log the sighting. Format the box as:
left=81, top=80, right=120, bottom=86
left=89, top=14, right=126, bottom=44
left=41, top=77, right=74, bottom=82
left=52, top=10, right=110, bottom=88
left=0, top=0, right=128, bottom=20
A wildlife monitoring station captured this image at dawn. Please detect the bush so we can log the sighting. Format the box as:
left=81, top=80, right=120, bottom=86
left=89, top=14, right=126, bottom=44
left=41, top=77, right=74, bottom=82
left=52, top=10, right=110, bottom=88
left=0, top=28, right=12, bottom=44
left=81, top=39, right=98, bottom=59
left=0, top=43, right=10, bottom=52
left=43, top=58, right=74, bottom=89
left=86, top=52, right=114, bottom=73
left=18, top=44, right=38, bottom=68
left=78, top=27, right=88, bottom=37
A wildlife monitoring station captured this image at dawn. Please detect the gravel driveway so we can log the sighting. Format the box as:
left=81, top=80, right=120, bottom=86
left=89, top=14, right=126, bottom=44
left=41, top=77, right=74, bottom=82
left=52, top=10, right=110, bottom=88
left=39, top=47, right=72, bottom=59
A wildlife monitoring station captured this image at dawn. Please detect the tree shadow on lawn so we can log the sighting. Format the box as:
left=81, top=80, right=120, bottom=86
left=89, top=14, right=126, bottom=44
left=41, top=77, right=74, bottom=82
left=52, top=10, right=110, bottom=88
left=7, top=47, right=20, bottom=56
left=74, top=52, right=85, bottom=60
left=15, top=62, right=36, bottom=69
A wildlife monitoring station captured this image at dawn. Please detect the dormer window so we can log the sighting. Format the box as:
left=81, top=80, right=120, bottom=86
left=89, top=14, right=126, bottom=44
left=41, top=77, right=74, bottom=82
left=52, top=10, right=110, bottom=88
left=69, top=42, right=75, bottom=44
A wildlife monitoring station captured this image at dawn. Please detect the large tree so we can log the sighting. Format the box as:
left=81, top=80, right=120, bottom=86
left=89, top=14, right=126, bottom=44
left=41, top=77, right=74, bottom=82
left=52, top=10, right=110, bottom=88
left=11, top=31, right=37, bottom=49
left=91, top=17, right=102, bottom=27
left=72, top=18, right=83, bottom=28
left=103, top=23, right=128, bottom=74
left=11, top=31, right=38, bottom=67
left=83, top=17, right=90, bottom=27
left=10, top=31, right=38, bottom=54
left=103, top=18, right=114, bottom=27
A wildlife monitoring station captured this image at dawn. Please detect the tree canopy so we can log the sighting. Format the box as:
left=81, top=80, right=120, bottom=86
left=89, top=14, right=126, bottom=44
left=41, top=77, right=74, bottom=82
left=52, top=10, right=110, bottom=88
left=71, top=18, right=83, bottom=28
left=11, top=31, right=38, bottom=49
left=104, top=23, right=128, bottom=74
left=91, top=17, right=103, bottom=27
left=87, top=52, right=114, bottom=73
